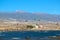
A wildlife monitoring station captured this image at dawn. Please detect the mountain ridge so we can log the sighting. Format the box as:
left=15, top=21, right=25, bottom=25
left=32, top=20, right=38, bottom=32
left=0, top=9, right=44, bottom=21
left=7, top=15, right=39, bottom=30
left=0, top=11, right=60, bottom=22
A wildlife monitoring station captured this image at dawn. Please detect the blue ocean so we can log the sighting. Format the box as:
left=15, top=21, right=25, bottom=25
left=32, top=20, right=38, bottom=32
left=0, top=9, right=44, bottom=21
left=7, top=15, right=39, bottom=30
left=0, top=30, right=60, bottom=40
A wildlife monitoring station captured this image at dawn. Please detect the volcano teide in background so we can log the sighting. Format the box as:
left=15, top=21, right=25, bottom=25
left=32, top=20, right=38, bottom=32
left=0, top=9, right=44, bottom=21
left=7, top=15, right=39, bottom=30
left=0, top=10, right=60, bottom=22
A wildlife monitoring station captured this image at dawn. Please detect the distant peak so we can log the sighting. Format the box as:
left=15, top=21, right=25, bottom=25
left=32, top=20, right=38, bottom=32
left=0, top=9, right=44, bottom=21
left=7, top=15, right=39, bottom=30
left=32, top=12, right=48, bottom=14
left=16, top=10, right=26, bottom=13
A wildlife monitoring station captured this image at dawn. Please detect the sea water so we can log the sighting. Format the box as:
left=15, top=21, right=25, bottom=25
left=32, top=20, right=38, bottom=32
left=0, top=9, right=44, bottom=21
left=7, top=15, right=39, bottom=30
left=0, top=30, right=60, bottom=40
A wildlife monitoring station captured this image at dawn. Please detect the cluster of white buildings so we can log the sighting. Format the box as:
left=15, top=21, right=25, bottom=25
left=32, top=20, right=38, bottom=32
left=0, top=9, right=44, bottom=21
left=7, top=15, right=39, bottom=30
left=32, top=24, right=48, bottom=30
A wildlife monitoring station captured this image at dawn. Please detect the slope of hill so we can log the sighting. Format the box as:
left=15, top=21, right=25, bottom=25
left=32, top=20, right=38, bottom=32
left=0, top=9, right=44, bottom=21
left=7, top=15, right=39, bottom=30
left=0, top=11, right=60, bottom=22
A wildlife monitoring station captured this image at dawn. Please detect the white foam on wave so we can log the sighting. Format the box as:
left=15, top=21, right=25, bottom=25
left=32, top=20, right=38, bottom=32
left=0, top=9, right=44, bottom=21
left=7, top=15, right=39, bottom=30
left=12, top=37, right=20, bottom=40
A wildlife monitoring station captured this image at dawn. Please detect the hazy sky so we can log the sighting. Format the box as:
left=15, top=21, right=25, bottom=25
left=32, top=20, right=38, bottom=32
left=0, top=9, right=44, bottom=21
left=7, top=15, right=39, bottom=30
left=0, top=0, right=60, bottom=14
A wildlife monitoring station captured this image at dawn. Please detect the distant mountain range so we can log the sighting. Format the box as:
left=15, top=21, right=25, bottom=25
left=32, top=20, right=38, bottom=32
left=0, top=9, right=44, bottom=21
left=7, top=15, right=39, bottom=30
left=0, top=10, right=60, bottom=22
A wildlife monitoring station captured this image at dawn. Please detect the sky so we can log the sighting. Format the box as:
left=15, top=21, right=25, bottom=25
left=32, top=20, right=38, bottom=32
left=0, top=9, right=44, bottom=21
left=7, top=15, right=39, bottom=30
left=0, top=0, right=60, bottom=14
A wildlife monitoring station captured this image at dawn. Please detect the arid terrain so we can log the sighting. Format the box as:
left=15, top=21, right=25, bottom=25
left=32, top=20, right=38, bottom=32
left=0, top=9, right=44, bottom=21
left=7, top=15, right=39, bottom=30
left=0, top=10, right=60, bottom=31
left=0, top=20, right=60, bottom=31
